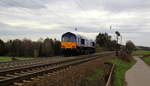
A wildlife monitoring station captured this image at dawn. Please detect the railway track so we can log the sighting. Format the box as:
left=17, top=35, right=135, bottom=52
left=0, top=57, right=69, bottom=70
left=0, top=52, right=114, bottom=86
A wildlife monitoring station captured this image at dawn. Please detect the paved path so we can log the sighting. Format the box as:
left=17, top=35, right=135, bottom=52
left=126, top=57, right=150, bottom=86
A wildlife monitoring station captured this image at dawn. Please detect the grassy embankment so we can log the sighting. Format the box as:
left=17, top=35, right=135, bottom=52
left=133, top=50, right=150, bottom=65
left=86, top=65, right=111, bottom=86
left=111, top=58, right=136, bottom=86
left=133, top=50, right=150, bottom=55
left=142, top=57, right=150, bottom=65
left=86, top=57, right=136, bottom=86
left=0, top=57, right=33, bottom=62
left=86, top=69, right=103, bottom=81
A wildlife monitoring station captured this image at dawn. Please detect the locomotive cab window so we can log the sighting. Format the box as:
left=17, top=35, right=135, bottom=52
left=81, top=39, right=85, bottom=45
left=62, top=34, right=76, bottom=42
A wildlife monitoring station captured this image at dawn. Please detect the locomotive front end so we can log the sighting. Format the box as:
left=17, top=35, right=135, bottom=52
left=61, top=32, right=77, bottom=56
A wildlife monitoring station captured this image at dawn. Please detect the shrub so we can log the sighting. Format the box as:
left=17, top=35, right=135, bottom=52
left=126, top=41, right=136, bottom=55
left=118, top=41, right=135, bottom=62
left=119, top=51, right=131, bottom=62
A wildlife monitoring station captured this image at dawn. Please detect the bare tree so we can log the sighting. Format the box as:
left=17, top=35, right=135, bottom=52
left=0, top=39, right=5, bottom=56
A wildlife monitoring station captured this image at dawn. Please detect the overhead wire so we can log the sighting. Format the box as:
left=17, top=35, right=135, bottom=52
left=73, top=0, right=89, bottom=16
left=71, top=0, right=92, bottom=31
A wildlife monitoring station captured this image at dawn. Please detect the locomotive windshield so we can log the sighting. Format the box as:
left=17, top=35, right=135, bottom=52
left=62, top=34, right=76, bottom=42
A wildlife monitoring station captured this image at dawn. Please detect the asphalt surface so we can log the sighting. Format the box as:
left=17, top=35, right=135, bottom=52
left=126, top=56, right=150, bottom=86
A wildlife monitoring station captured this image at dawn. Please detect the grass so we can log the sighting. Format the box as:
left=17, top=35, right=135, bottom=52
left=86, top=69, right=104, bottom=81
left=133, top=50, right=150, bottom=65
left=0, top=57, right=33, bottom=62
left=142, top=57, right=150, bottom=65
left=111, top=58, right=136, bottom=86
left=86, top=67, right=107, bottom=86
left=133, top=50, right=150, bottom=55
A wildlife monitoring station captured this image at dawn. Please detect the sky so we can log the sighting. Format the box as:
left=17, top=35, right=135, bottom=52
left=0, top=0, right=150, bottom=46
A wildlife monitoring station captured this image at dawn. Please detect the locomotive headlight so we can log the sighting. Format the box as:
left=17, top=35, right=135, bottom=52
left=62, top=45, right=65, bottom=48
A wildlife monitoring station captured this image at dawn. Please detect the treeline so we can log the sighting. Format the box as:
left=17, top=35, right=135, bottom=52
left=96, top=33, right=118, bottom=50
left=0, top=32, right=135, bottom=58
left=137, top=46, right=150, bottom=51
left=0, top=38, right=61, bottom=57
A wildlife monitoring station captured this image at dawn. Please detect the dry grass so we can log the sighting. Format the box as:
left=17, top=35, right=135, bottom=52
left=17, top=55, right=114, bottom=86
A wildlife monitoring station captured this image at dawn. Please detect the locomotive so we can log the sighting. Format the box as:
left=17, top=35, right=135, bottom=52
left=61, top=32, right=95, bottom=56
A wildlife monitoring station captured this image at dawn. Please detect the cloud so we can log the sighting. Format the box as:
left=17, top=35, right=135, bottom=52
left=0, top=0, right=49, bottom=9
left=0, top=0, right=150, bottom=46
left=99, top=0, right=150, bottom=12
left=0, top=22, right=69, bottom=40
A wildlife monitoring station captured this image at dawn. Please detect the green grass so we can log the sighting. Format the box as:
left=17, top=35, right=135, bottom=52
left=142, top=57, right=150, bottom=65
left=133, top=50, right=150, bottom=65
left=111, top=58, right=136, bottom=86
left=86, top=68, right=105, bottom=86
left=0, top=57, right=33, bottom=62
left=87, top=69, right=104, bottom=81
left=0, top=57, right=12, bottom=62
left=133, top=50, right=150, bottom=55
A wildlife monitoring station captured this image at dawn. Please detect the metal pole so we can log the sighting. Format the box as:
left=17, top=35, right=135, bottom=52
left=115, top=31, right=120, bottom=56
left=116, top=35, right=119, bottom=56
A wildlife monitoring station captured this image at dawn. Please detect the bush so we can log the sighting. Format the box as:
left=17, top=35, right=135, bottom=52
left=118, top=41, right=135, bottom=62
left=119, top=51, right=132, bottom=62
left=126, top=41, right=136, bottom=55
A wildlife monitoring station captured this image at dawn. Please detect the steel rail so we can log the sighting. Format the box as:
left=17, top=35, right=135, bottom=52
left=0, top=52, right=114, bottom=86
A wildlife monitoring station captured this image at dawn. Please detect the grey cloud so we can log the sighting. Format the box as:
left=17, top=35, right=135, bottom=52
left=1, top=0, right=149, bottom=12
left=0, top=22, right=69, bottom=36
left=78, top=0, right=150, bottom=12
left=101, top=0, right=150, bottom=12
left=0, top=0, right=50, bottom=9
